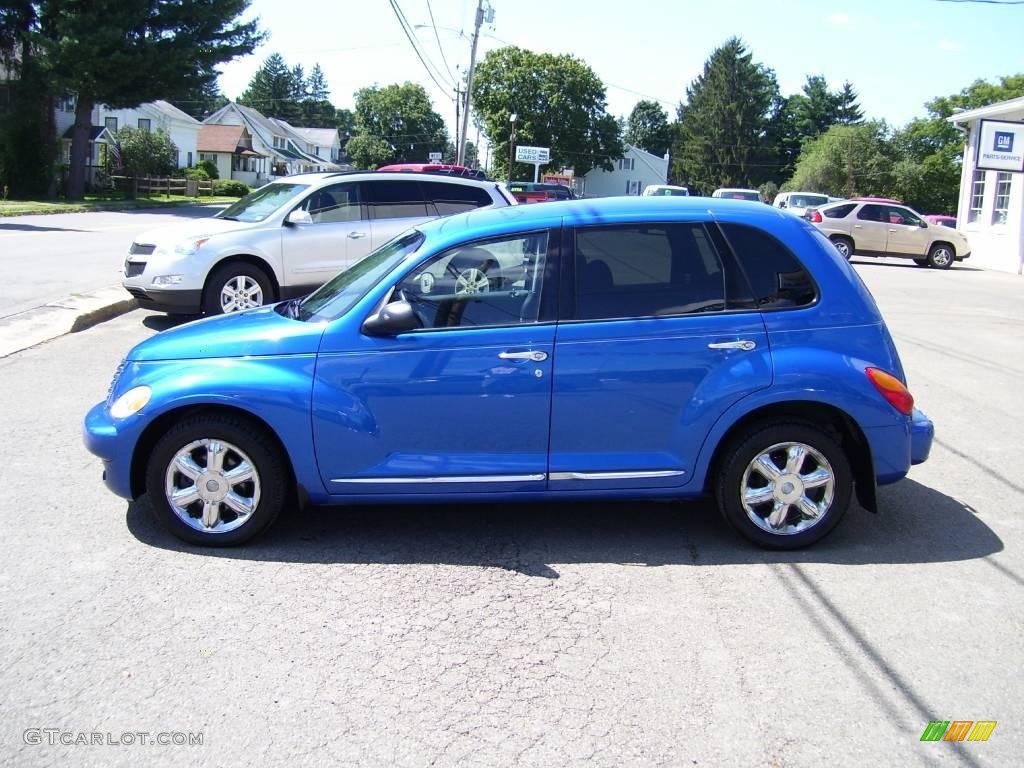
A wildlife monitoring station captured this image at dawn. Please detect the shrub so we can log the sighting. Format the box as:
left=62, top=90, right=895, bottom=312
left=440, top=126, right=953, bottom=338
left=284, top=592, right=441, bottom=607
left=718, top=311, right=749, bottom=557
left=212, top=179, right=249, bottom=197
left=197, top=158, right=219, bottom=179
left=184, top=166, right=210, bottom=181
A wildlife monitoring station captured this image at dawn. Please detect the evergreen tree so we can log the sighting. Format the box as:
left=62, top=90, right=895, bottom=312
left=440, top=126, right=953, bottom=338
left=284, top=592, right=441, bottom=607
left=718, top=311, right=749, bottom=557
left=789, top=75, right=841, bottom=139
left=835, top=81, right=864, bottom=125
left=41, top=0, right=263, bottom=199
left=625, top=100, right=672, bottom=157
left=307, top=64, right=329, bottom=101
left=300, top=63, right=336, bottom=128
left=671, top=38, right=780, bottom=191
left=239, top=53, right=302, bottom=123
left=170, top=76, right=228, bottom=121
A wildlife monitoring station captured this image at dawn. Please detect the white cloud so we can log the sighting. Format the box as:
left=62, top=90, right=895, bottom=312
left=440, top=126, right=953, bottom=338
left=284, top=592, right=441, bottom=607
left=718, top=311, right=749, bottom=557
left=939, top=40, right=963, bottom=52
left=828, top=12, right=850, bottom=26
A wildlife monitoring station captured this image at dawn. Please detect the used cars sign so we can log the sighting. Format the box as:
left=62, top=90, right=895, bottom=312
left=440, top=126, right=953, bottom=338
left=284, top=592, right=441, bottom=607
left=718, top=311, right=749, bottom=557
left=515, top=146, right=550, bottom=163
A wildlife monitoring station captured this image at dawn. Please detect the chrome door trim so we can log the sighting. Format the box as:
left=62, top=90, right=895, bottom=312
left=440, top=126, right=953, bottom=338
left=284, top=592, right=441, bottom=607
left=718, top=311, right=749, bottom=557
left=330, top=474, right=546, bottom=484
left=548, top=470, right=686, bottom=481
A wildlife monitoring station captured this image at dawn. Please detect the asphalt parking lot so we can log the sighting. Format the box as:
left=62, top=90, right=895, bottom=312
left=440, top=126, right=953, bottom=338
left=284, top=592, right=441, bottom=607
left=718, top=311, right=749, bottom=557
left=0, top=256, right=1021, bottom=767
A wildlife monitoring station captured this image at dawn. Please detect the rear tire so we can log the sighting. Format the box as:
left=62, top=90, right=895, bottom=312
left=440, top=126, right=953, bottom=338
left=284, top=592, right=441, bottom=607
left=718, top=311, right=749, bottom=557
left=714, top=422, right=852, bottom=549
left=203, top=262, right=273, bottom=315
left=927, top=244, right=954, bottom=270
left=830, top=236, right=854, bottom=260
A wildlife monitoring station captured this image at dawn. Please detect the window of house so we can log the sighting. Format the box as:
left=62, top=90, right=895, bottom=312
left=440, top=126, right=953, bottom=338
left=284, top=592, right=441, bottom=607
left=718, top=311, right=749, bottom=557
left=137, top=118, right=151, bottom=132
left=992, top=172, right=1011, bottom=225
left=362, top=180, right=429, bottom=220
left=57, top=96, right=76, bottom=112
left=969, top=169, right=985, bottom=224
left=187, top=151, right=193, bottom=167
left=618, top=158, right=634, bottom=171
left=395, top=232, right=550, bottom=329
left=718, top=223, right=817, bottom=309
left=572, top=224, right=727, bottom=321
left=104, top=117, right=118, bottom=132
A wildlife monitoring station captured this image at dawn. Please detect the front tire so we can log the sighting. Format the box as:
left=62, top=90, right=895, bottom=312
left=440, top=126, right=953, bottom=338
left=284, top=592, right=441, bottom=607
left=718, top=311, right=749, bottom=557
left=203, top=262, right=273, bottom=315
left=145, top=414, right=289, bottom=546
left=913, top=257, right=929, bottom=267
left=715, top=422, right=853, bottom=549
left=927, top=244, right=954, bottom=270
left=830, top=236, right=854, bottom=260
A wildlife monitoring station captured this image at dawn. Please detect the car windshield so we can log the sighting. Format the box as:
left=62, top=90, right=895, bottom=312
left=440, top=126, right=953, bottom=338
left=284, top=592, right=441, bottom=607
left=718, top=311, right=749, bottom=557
left=217, top=183, right=310, bottom=223
left=296, top=231, right=425, bottom=322
left=790, top=194, right=828, bottom=208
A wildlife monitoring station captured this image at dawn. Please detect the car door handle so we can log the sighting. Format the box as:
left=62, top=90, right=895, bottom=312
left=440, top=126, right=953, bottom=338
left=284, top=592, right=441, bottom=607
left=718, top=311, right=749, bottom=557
left=499, top=350, right=548, bottom=362
left=853, top=224, right=863, bottom=229
left=888, top=229, right=897, bottom=233
left=348, top=231, right=366, bottom=239
left=708, top=340, right=756, bottom=351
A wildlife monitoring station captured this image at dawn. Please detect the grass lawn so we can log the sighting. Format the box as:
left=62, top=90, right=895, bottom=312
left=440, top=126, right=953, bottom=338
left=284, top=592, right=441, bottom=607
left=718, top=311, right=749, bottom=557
left=0, top=195, right=238, bottom=217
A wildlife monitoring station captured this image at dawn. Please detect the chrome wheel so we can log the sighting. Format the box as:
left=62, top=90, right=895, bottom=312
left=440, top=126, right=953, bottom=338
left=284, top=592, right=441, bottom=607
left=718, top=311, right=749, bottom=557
left=832, top=238, right=852, bottom=259
left=740, top=441, right=835, bottom=535
left=220, top=275, right=264, bottom=312
left=455, top=267, right=490, bottom=294
left=164, top=438, right=261, bottom=533
left=929, top=247, right=953, bottom=268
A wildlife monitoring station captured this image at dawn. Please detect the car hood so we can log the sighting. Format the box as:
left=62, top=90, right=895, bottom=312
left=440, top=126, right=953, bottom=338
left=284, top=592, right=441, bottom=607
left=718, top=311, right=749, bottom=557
left=131, top=215, right=255, bottom=247
left=126, top=304, right=326, bottom=362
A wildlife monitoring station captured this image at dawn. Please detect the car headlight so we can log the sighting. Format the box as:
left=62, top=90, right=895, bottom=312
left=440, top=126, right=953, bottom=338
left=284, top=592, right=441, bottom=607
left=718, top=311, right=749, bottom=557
left=109, top=385, right=151, bottom=419
left=173, top=236, right=210, bottom=256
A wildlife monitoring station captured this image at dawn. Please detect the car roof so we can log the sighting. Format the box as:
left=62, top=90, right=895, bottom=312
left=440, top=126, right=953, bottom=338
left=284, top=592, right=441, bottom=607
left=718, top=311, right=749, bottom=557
left=271, top=171, right=495, bottom=189
left=417, top=195, right=788, bottom=247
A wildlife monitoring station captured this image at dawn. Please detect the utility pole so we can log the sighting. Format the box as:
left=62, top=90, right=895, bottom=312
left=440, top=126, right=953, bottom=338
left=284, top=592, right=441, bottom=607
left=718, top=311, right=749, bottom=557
left=457, top=0, right=486, bottom=167
left=454, top=85, right=460, bottom=162
left=846, top=132, right=854, bottom=199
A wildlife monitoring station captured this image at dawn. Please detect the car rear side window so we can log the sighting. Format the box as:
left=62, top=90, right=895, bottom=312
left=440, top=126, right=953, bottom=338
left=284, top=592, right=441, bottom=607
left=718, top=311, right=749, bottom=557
left=856, top=204, right=887, bottom=222
left=362, top=180, right=429, bottom=220
left=420, top=181, right=493, bottom=215
left=572, top=224, right=726, bottom=320
left=718, top=223, right=816, bottom=309
left=823, top=203, right=856, bottom=219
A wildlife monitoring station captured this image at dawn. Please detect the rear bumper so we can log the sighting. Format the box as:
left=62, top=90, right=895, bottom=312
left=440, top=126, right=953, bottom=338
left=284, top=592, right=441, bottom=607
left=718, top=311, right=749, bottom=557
left=911, top=407, right=934, bottom=465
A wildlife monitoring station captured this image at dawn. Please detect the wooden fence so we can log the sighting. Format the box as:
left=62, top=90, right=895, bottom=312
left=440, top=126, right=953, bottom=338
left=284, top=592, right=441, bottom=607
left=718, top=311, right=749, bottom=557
left=110, top=175, right=214, bottom=197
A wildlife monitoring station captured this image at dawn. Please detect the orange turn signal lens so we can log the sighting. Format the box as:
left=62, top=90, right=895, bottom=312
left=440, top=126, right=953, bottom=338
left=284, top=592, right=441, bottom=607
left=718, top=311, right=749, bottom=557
left=866, top=367, right=914, bottom=415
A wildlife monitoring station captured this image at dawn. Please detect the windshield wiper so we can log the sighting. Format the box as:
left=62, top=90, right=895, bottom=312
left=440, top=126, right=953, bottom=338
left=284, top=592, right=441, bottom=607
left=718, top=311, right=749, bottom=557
left=218, top=214, right=239, bottom=221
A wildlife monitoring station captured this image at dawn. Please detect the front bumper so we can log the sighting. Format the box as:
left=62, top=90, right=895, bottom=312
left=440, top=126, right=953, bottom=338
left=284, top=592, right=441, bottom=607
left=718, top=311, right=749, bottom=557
left=910, top=407, right=934, bottom=465
left=83, top=401, right=139, bottom=499
left=123, top=286, right=203, bottom=314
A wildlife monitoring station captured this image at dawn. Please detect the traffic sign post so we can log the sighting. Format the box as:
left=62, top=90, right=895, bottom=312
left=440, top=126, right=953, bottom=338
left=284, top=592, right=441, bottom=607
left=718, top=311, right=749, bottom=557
left=515, top=146, right=550, bottom=183
left=428, top=151, right=443, bottom=163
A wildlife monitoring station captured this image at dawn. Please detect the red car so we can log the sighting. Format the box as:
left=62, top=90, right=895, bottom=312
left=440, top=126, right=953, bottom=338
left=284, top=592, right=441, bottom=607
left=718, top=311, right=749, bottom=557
left=377, top=163, right=481, bottom=178
left=925, top=215, right=958, bottom=229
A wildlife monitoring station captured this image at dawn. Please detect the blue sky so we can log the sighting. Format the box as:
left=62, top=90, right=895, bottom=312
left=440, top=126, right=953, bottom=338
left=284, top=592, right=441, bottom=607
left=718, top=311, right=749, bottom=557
left=218, top=0, right=1024, bottom=137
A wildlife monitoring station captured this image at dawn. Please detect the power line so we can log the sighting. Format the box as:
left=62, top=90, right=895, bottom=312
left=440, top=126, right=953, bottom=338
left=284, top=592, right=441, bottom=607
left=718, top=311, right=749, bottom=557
left=388, top=0, right=456, bottom=99
left=424, top=0, right=456, bottom=84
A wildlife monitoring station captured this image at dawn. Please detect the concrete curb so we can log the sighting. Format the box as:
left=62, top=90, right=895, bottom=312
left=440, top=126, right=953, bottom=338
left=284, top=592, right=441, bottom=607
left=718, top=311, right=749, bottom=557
left=0, top=286, right=137, bottom=358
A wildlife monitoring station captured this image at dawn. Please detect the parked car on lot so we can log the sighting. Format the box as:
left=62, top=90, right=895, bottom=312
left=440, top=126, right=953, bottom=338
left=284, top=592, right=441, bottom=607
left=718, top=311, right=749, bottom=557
left=642, top=184, right=690, bottom=197
left=773, top=191, right=832, bottom=219
left=925, top=214, right=958, bottom=229
left=87, top=197, right=933, bottom=550
left=507, top=182, right=576, bottom=204
left=810, top=199, right=970, bottom=268
left=712, top=188, right=763, bottom=202
left=121, top=172, right=514, bottom=315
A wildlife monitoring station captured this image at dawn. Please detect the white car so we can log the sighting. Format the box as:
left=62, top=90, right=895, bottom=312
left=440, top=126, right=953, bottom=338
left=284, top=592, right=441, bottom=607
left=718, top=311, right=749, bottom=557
left=773, top=191, right=833, bottom=219
left=641, top=184, right=690, bottom=197
left=123, top=172, right=515, bottom=315
left=711, top=188, right=763, bottom=202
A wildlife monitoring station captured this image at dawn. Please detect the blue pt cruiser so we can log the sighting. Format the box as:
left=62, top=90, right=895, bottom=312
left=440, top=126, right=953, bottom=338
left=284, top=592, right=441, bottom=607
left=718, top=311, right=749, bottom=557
left=85, top=197, right=934, bottom=549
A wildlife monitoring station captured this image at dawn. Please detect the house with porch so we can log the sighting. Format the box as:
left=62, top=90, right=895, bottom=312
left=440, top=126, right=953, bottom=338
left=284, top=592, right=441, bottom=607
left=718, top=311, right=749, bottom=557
left=197, top=123, right=268, bottom=186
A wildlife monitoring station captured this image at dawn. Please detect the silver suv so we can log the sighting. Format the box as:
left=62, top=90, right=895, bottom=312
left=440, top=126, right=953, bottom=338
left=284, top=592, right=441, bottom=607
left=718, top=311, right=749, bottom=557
left=123, top=172, right=515, bottom=314
left=811, top=200, right=970, bottom=269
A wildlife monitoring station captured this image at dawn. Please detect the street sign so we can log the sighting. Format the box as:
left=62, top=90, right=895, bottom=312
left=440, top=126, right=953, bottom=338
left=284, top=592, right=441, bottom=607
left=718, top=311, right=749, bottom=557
left=515, top=146, right=550, bottom=164
left=428, top=152, right=443, bottom=162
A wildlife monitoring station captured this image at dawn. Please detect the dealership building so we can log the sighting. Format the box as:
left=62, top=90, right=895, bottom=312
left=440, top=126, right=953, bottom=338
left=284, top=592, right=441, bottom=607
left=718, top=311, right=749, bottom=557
left=948, top=97, right=1024, bottom=274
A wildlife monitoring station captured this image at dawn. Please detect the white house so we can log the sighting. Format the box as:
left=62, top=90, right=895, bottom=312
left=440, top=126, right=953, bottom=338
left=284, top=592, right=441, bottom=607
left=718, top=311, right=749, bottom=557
left=56, top=98, right=201, bottom=179
left=948, top=97, right=1024, bottom=274
left=272, top=120, right=344, bottom=166
left=581, top=144, right=669, bottom=198
left=203, top=102, right=342, bottom=183
left=197, top=123, right=268, bottom=183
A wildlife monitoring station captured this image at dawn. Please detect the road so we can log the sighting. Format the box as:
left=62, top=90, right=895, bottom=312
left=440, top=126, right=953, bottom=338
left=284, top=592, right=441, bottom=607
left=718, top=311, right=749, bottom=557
left=0, top=257, right=1020, bottom=767
left=0, top=206, right=225, bottom=320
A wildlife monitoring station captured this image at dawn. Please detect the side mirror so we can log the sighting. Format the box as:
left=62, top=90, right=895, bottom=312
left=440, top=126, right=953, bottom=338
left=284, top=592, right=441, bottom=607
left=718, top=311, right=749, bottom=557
left=286, top=209, right=312, bottom=226
left=919, top=220, right=928, bottom=228
left=362, top=300, right=422, bottom=336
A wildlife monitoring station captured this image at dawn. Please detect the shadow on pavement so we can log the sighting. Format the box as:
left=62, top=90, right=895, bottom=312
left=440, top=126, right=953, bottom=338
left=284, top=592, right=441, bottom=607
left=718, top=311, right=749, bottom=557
left=851, top=258, right=983, bottom=272
left=126, top=478, right=1002, bottom=576
left=141, top=314, right=200, bottom=332
left=0, top=223, right=85, bottom=233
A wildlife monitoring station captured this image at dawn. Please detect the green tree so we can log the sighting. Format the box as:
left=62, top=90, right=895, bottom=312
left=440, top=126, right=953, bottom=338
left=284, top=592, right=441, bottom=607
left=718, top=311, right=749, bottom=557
left=625, top=100, right=672, bottom=157
left=115, top=126, right=177, bottom=178
left=170, top=77, right=228, bottom=121
left=786, top=122, right=895, bottom=198
left=300, top=63, right=336, bottom=128
left=472, top=46, right=623, bottom=180
left=42, top=0, right=264, bottom=199
left=789, top=75, right=841, bottom=139
left=351, top=82, right=448, bottom=165
left=835, top=81, right=863, bottom=125
left=671, top=38, right=781, bottom=191
left=239, top=53, right=302, bottom=123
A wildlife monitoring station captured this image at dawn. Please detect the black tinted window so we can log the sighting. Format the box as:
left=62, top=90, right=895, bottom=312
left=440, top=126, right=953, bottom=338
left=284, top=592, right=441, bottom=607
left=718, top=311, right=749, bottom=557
left=719, top=223, right=816, bottom=309
left=856, top=204, right=887, bottom=222
left=823, top=203, right=855, bottom=219
left=362, top=180, right=428, bottom=220
left=420, top=181, right=492, bottom=215
left=573, top=224, right=726, bottom=320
